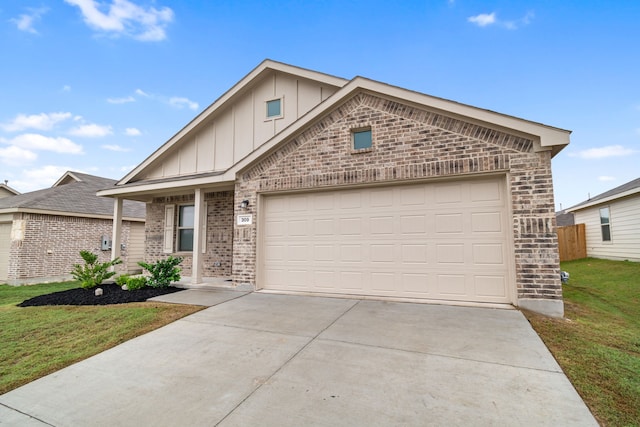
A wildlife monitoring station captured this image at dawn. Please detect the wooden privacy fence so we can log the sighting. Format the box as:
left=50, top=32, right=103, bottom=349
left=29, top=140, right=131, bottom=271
left=557, top=224, right=587, bottom=261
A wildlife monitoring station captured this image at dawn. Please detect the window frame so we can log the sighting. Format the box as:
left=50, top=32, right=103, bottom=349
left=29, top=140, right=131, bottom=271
left=177, top=204, right=195, bottom=252
left=265, top=97, right=283, bottom=120
left=351, top=127, right=373, bottom=152
left=599, top=206, right=612, bottom=242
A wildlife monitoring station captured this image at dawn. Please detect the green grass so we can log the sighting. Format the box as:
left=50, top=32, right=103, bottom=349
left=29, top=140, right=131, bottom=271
left=0, top=281, right=203, bottom=395
left=526, top=258, right=640, bottom=427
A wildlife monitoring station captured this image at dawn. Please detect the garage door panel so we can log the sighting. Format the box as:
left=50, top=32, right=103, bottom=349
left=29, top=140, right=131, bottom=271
left=261, top=178, right=511, bottom=304
left=472, top=244, right=505, bottom=265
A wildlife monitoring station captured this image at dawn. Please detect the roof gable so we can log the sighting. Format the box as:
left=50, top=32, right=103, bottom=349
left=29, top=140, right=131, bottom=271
left=119, top=60, right=348, bottom=185
left=98, top=61, right=571, bottom=200
left=0, top=183, right=20, bottom=197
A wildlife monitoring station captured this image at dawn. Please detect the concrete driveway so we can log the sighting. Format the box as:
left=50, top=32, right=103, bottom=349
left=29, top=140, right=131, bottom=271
left=0, top=292, right=597, bottom=426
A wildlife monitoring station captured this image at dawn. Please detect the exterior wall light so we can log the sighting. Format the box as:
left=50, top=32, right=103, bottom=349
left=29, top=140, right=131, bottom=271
left=239, top=199, right=249, bottom=209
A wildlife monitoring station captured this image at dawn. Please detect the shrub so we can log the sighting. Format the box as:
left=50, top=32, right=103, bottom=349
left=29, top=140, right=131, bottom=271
left=71, top=250, right=122, bottom=289
left=115, top=275, right=130, bottom=287
left=125, top=276, right=147, bottom=291
left=138, top=256, right=183, bottom=288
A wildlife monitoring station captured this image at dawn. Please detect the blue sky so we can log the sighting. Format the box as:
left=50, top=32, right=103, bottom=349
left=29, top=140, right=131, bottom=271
left=0, top=0, right=638, bottom=210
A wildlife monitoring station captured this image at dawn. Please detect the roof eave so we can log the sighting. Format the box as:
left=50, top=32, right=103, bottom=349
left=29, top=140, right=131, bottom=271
left=567, top=187, right=640, bottom=212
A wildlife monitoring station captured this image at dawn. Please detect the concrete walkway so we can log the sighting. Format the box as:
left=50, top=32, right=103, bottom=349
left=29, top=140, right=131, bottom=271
left=0, top=292, right=597, bottom=426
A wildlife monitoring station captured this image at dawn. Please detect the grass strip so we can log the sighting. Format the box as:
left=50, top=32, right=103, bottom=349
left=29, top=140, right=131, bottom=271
left=0, top=281, right=202, bottom=394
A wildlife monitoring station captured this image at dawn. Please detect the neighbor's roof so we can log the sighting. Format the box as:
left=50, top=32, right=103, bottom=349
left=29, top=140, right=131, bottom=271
left=567, top=176, right=640, bottom=212
left=0, top=171, right=145, bottom=220
left=0, top=183, right=20, bottom=196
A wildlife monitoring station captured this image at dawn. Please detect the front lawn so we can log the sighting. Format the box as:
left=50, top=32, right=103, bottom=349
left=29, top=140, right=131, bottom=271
left=0, top=281, right=203, bottom=395
left=526, top=258, right=640, bottom=426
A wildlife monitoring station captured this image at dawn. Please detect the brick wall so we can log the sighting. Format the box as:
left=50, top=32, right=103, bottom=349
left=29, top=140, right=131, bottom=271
left=146, top=191, right=234, bottom=278
left=233, top=92, right=562, bottom=302
left=7, top=212, right=139, bottom=284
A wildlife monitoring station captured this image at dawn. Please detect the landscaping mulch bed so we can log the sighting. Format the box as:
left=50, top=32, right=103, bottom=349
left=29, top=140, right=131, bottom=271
left=18, top=284, right=183, bottom=307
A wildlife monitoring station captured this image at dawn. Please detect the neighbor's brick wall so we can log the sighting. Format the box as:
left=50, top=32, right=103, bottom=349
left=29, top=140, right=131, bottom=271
left=233, top=92, right=562, bottom=301
left=7, top=212, right=138, bottom=283
left=146, top=191, right=234, bottom=278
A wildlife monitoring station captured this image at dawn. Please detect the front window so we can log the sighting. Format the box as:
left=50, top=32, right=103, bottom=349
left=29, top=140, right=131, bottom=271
left=178, top=205, right=194, bottom=251
left=599, top=207, right=611, bottom=242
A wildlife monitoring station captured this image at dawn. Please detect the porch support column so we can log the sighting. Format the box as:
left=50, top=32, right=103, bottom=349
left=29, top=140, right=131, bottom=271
left=111, top=197, right=123, bottom=265
left=191, top=188, right=204, bottom=284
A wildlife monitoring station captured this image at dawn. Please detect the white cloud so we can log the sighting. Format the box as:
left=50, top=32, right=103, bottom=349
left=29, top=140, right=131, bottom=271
left=64, top=0, right=174, bottom=41
left=598, top=176, right=616, bottom=182
left=569, top=145, right=637, bottom=159
left=102, top=144, right=131, bottom=152
left=468, top=13, right=496, bottom=27
left=12, top=165, right=76, bottom=192
left=6, top=134, right=84, bottom=154
left=107, top=96, right=135, bottom=104
left=468, top=11, right=534, bottom=29
left=62, top=85, right=72, bottom=92
left=169, top=97, right=199, bottom=110
left=0, top=146, right=37, bottom=165
left=69, top=123, right=113, bottom=137
left=0, top=112, right=72, bottom=132
left=135, top=88, right=149, bottom=97
left=125, top=127, right=141, bottom=136
left=10, top=7, right=48, bottom=34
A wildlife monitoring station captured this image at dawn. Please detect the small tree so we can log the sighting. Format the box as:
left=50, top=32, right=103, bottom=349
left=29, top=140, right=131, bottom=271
left=71, top=250, right=122, bottom=289
left=138, top=256, right=183, bottom=288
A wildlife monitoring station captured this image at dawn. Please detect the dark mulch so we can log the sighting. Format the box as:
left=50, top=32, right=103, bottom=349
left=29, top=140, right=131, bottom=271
left=18, top=284, right=183, bottom=307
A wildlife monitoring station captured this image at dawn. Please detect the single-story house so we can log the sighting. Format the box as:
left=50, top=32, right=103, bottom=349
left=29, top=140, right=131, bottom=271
left=0, top=182, right=20, bottom=199
left=98, top=60, right=570, bottom=317
left=567, top=177, right=640, bottom=262
left=0, top=172, right=146, bottom=285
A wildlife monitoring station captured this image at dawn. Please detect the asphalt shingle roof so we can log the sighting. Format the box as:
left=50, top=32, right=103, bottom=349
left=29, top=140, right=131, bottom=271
left=569, top=177, right=640, bottom=211
left=0, top=172, right=145, bottom=219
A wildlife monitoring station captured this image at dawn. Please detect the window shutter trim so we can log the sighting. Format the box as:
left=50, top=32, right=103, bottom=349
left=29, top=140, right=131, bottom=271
left=163, top=205, right=175, bottom=254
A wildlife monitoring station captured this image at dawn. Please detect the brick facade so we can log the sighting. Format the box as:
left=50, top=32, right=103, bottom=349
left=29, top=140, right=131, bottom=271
left=5, top=212, right=140, bottom=285
left=146, top=191, right=234, bottom=278
left=231, top=93, right=562, bottom=303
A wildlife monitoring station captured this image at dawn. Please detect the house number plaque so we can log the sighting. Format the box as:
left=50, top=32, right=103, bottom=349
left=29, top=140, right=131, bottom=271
left=237, top=214, right=253, bottom=225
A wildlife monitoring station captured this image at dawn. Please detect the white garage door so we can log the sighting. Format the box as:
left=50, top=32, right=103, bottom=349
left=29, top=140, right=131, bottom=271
left=0, top=222, right=11, bottom=282
left=260, top=177, right=512, bottom=304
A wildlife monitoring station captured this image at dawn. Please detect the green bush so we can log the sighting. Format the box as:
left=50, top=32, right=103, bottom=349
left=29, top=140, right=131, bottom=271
left=71, top=250, right=122, bottom=289
left=138, top=256, right=183, bottom=288
left=115, top=275, right=130, bottom=287
left=125, top=276, right=147, bottom=291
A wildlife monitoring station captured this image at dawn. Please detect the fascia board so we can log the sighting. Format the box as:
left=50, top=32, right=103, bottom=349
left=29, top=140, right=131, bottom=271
left=97, top=175, right=235, bottom=198
left=230, top=77, right=571, bottom=177
left=566, top=187, right=640, bottom=212
left=0, top=207, right=143, bottom=222
left=118, top=60, right=349, bottom=186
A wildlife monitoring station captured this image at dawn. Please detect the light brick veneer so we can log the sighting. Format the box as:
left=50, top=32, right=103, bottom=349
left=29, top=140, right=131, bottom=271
left=6, top=213, right=139, bottom=285
left=146, top=191, right=234, bottom=278
left=232, top=93, right=562, bottom=313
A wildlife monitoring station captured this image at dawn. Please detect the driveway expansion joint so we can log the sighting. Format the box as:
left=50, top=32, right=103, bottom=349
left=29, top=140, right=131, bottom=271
left=0, top=402, right=56, bottom=426
left=213, top=299, right=362, bottom=426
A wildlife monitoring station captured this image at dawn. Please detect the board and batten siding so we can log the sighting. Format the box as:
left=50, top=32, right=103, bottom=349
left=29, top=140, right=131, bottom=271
left=573, top=195, right=640, bottom=261
left=142, top=71, right=338, bottom=180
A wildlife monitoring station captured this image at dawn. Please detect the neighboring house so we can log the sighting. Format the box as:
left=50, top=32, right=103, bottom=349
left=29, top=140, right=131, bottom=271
left=0, top=172, right=146, bottom=285
left=555, top=210, right=575, bottom=227
left=567, top=177, right=640, bottom=262
left=0, top=182, right=20, bottom=199
left=98, top=60, right=570, bottom=317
